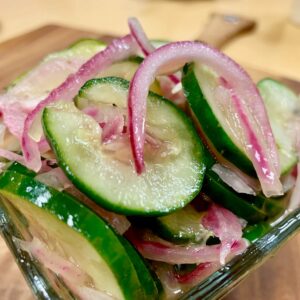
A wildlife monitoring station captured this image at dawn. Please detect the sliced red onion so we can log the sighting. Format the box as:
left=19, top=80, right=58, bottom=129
left=145, top=132, right=162, bottom=149
left=128, top=41, right=282, bottom=197
left=35, top=167, right=72, bottom=191
left=127, top=230, right=247, bottom=265
left=212, top=163, right=256, bottom=195
left=128, top=17, right=180, bottom=85
left=0, top=162, right=7, bottom=172
left=39, top=158, right=56, bottom=173
left=82, top=106, right=100, bottom=119
left=16, top=237, right=116, bottom=299
left=174, top=262, right=215, bottom=285
left=82, top=105, right=125, bottom=125
left=70, top=285, right=117, bottom=300
left=202, top=204, right=245, bottom=265
left=102, top=114, right=125, bottom=144
left=15, top=237, right=90, bottom=285
left=128, top=17, right=155, bottom=56
left=0, top=123, right=6, bottom=146
left=0, top=102, right=28, bottom=140
left=282, top=173, right=296, bottom=194
left=38, top=138, right=51, bottom=153
left=0, top=55, right=89, bottom=142
left=0, top=148, right=25, bottom=164
left=157, top=76, right=187, bottom=108
left=21, top=34, right=138, bottom=172
left=288, top=162, right=300, bottom=211
left=152, top=263, right=184, bottom=298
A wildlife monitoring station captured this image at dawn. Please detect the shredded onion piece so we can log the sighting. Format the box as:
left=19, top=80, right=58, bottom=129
left=127, top=230, right=247, bottom=265
left=15, top=237, right=89, bottom=285
left=282, top=173, right=296, bottom=194
left=70, top=285, right=118, bottom=300
left=157, top=76, right=187, bottom=109
left=82, top=105, right=125, bottom=125
left=127, top=40, right=282, bottom=197
left=66, top=187, right=131, bottom=235
left=35, top=167, right=72, bottom=191
left=128, top=17, right=155, bottom=56
left=38, top=138, right=51, bottom=153
left=21, top=34, right=138, bottom=172
left=0, top=148, right=25, bottom=164
left=288, top=162, right=300, bottom=211
left=16, top=237, right=116, bottom=299
left=0, top=124, right=6, bottom=146
left=202, top=204, right=246, bottom=265
left=0, top=161, right=7, bottom=173
left=0, top=102, right=28, bottom=140
left=152, top=263, right=184, bottom=298
left=128, top=17, right=180, bottom=85
left=212, top=163, right=256, bottom=195
left=174, top=262, right=217, bottom=285
left=102, top=114, right=125, bottom=144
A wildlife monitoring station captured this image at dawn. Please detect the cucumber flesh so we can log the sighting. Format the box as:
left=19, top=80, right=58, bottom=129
left=152, top=205, right=214, bottom=244
left=258, top=78, right=299, bottom=174
left=203, top=169, right=286, bottom=223
left=0, top=170, right=159, bottom=299
left=44, top=77, right=206, bottom=215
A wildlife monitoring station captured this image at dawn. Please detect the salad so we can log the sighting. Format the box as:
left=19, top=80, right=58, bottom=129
left=0, top=18, right=299, bottom=299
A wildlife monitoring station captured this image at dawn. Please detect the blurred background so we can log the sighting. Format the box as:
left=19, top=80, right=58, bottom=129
left=1, top=0, right=300, bottom=80
left=1, top=0, right=300, bottom=299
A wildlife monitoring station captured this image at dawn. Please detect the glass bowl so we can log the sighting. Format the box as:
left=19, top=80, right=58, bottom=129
left=1, top=190, right=300, bottom=300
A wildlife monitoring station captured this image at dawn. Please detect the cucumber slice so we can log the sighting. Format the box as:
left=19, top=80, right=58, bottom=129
left=118, top=235, right=163, bottom=296
left=43, top=77, right=206, bottom=216
left=5, top=161, right=36, bottom=177
left=46, top=38, right=106, bottom=60
left=182, top=63, right=256, bottom=177
left=7, top=38, right=156, bottom=99
left=203, top=169, right=286, bottom=223
left=243, top=222, right=271, bottom=243
left=0, top=170, right=159, bottom=299
left=257, top=78, right=299, bottom=174
left=152, top=205, right=213, bottom=244
left=7, top=39, right=106, bottom=91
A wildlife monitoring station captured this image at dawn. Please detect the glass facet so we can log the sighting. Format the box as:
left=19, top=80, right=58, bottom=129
left=1, top=192, right=300, bottom=300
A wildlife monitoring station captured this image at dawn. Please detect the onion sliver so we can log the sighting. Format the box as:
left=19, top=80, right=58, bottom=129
left=288, top=162, right=300, bottom=211
left=15, top=237, right=89, bottom=285
left=128, top=17, right=180, bottom=85
left=202, top=204, right=245, bottom=265
left=174, top=262, right=216, bottom=285
left=212, top=164, right=256, bottom=195
left=128, top=230, right=247, bottom=265
left=128, top=17, right=155, bottom=56
left=22, top=34, right=138, bottom=172
left=0, top=148, right=25, bottom=165
left=127, top=41, right=282, bottom=197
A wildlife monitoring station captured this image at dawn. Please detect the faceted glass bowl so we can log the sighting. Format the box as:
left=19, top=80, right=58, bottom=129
left=1, top=192, right=300, bottom=300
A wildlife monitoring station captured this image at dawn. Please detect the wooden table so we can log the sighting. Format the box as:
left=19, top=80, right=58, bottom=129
left=1, top=0, right=300, bottom=299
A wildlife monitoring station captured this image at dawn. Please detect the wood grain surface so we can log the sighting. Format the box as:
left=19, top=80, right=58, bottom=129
left=0, top=25, right=300, bottom=300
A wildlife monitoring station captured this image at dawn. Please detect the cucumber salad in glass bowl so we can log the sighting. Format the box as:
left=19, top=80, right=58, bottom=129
left=0, top=18, right=299, bottom=300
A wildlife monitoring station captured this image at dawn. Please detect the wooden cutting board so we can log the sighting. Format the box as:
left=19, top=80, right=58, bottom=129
left=0, top=25, right=300, bottom=300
